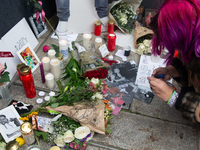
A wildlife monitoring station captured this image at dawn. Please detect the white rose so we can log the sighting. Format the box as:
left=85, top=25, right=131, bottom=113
left=143, top=39, right=150, bottom=47
left=91, top=78, right=99, bottom=85
left=75, top=126, right=90, bottom=140
left=72, top=68, right=77, bottom=72
left=86, top=131, right=95, bottom=141
left=120, top=17, right=127, bottom=25
left=54, top=134, right=65, bottom=147
left=94, top=92, right=103, bottom=99
left=91, top=95, right=95, bottom=100
left=138, top=43, right=146, bottom=51
left=64, top=130, right=74, bottom=143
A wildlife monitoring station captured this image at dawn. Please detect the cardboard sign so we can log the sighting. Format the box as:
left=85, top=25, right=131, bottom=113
left=1, top=18, right=38, bottom=81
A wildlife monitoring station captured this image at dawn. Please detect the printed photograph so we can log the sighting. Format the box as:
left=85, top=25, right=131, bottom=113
left=0, top=105, right=23, bottom=143
left=17, top=43, right=40, bottom=72
left=144, top=9, right=157, bottom=28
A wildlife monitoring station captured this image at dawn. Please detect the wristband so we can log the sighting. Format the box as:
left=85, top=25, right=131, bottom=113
left=167, top=90, right=179, bottom=107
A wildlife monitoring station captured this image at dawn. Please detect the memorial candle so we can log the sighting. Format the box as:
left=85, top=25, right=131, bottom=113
left=83, top=32, right=92, bottom=51
left=94, top=20, right=101, bottom=36
left=48, top=49, right=56, bottom=59
left=50, top=58, right=61, bottom=79
left=42, top=57, right=50, bottom=71
left=45, top=73, right=55, bottom=90
left=39, top=62, right=45, bottom=84
left=107, top=33, right=116, bottom=51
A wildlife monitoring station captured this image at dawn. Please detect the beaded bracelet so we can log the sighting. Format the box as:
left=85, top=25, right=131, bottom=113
left=167, top=90, right=179, bottom=107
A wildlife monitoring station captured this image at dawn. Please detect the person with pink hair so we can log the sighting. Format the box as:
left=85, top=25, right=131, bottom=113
left=148, top=0, right=200, bottom=122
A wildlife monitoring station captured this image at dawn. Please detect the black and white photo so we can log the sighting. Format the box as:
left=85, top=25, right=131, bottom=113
left=29, top=13, right=48, bottom=38
left=0, top=105, right=23, bottom=143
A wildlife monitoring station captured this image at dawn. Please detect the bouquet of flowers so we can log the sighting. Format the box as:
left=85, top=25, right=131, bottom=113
left=136, top=39, right=152, bottom=55
left=109, top=0, right=142, bottom=34
left=0, top=63, right=10, bottom=84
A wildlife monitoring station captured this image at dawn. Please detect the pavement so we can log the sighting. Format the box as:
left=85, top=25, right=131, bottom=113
left=1, top=15, right=200, bottom=150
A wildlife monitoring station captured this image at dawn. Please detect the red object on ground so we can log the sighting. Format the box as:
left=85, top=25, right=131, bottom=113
left=94, top=21, right=101, bottom=36
left=101, top=58, right=118, bottom=66
left=84, top=68, right=108, bottom=79
left=107, top=33, right=116, bottom=51
left=108, top=20, right=115, bottom=34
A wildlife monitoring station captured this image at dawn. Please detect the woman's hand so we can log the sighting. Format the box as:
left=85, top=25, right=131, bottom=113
left=148, top=76, right=173, bottom=102
left=152, top=67, right=171, bottom=81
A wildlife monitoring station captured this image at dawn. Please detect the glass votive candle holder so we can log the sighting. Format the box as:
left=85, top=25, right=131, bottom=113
left=27, top=145, right=43, bottom=150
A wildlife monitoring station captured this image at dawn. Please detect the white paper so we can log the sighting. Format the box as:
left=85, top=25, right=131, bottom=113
left=51, top=32, right=78, bottom=42
left=135, top=55, right=167, bottom=88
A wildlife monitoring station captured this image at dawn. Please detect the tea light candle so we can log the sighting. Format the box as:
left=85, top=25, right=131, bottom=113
left=36, top=98, right=43, bottom=104
left=49, top=91, right=55, bottom=97
left=38, top=91, right=45, bottom=96
left=45, top=73, right=55, bottom=89
left=42, top=57, right=50, bottom=71
left=108, top=55, right=113, bottom=60
left=83, top=32, right=92, bottom=51
left=44, top=96, right=50, bottom=101
left=48, top=49, right=56, bottom=59
left=50, top=58, right=61, bottom=79
left=27, top=145, right=43, bottom=150
left=95, top=37, right=102, bottom=50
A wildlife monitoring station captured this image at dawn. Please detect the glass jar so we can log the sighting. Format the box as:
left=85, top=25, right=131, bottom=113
left=0, top=82, right=11, bottom=101
left=108, top=20, right=115, bottom=34
left=94, top=20, right=101, bottom=36
left=27, top=145, right=43, bottom=150
left=19, top=66, right=36, bottom=98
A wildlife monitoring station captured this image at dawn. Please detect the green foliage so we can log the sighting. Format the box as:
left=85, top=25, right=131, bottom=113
left=0, top=63, right=10, bottom=83
left=34, top=130, right=49, bottom=142
left=25, top=0, right=42, bottom=13
left=51, top=44, right=60, bottom=57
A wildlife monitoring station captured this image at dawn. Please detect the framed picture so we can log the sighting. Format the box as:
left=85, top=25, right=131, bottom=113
left=0, top=105, right=23, bottom=143
left=17, top=43, right=40, bottom=72
left=144, top=9, right=157, bottom=28
left=135, top=6, right=144, bottom=24
left=29, top=13, right=48, bottom=38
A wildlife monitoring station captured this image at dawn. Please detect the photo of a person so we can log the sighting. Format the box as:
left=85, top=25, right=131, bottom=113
left=9, top=100, right=33, bottom=115
left=144, top=9, right=157, bottom=28
left=0, top=114, right=20, bottom=138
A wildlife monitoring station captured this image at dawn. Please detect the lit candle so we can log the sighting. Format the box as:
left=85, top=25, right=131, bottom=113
left=45, top=73, right=55, bottom=90
left=107, top=33, right=116, bottom=52
left=95, top=37, right=102, bottom=50
left=36, top=98, right=43, bottom=104
left=42, top=56, right=50, bottom=71
left=20, top=122, right=35, bottom=145
left=50, top=58, right=61, bottom=79
left=39, top=62, right=45, bottom=84
left=48, top=49, right=56, bottom=59
left=49, top=91, right=55, bottom=97
left=83, top=32, right=92, bottom=51
left=59, top=36, right=68, bottom=60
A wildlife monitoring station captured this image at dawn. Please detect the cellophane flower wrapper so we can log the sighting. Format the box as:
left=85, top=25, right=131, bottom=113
left=108, top=0, right=143, bottom=34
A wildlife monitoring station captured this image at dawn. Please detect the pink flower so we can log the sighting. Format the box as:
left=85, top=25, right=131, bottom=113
left=70, top=142, right=79, bottom=149
left=70, top=142, right=75, bottom=148
left=80, top=142, right=87, bottom=150
left=74, top=143, right=80, bottom=149
left=0, top=63, right=5, bottom=74
left=43, top=45, right=49, bottom=52
left=101, top=85, right=109, bottom=94
left=89, top=82, right=97, bottom=92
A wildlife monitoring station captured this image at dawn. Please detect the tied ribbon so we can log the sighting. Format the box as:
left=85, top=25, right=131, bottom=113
left=36, top=1, right=45, bottom=23
left=101, top=58, right=118, bottom=66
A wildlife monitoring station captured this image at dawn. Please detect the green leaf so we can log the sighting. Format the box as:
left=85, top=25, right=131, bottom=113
left=68, top=68, right=76, bottom=80
left=34, top=130, right=49, bottom=141
left=51, top=103, right=59, bottom=108
left=0, top=72, right=10, bottom=83
left=34, top=2, right=42, bottom=12
left=51, top=44, right=60, bottom=57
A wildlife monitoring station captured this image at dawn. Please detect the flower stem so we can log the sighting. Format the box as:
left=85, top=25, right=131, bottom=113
left=45, top=17, right=59, bottom=39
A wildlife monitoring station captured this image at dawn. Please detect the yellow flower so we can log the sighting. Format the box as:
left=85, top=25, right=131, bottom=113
left=16, top=136, right=25, bottom=146
left=19, top=111, right=38, bottom=121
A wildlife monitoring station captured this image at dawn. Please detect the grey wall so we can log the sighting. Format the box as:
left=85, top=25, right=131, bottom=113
left=0, top=0, right=56, bottom=38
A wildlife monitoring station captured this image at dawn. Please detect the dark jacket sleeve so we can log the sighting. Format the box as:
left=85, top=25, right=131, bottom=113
left=171, top=58, right=200, bottom=122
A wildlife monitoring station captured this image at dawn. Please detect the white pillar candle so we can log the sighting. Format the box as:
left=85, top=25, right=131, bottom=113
left=41, top=56, right=50, bottom=71
left=45, top=73, right=55, bottom=89
left=95, top=37, right=102, bottom=50
left=83, top=32, right=92, bottom=51
left=48, top=49, right=56, bottom=59
left=59, top=36, right=68, bottom=60
left=151, top=54, right=160, bottom=63
left=50, top=58, right=61, bottom=79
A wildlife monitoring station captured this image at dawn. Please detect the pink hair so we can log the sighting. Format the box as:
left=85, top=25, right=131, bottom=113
left=151, top=0, right=200, bottom=65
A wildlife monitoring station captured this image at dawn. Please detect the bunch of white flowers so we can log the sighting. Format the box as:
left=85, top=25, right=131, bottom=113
left=136, top=39, right=152, bottom=55
left=0, top=142, right=6, bottom=150
left=111, top=1, right=136, bottom=33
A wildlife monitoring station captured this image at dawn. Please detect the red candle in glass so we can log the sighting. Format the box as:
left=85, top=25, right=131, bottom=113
left=94, top=20, right=101, bottom=36
left=19, top=66, right=36, bottom=98
left=16, top=63, right=25, bottom=81
left=108, top=20, right=115, bottom=34
left=107, top=33, right=116, bottom=51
